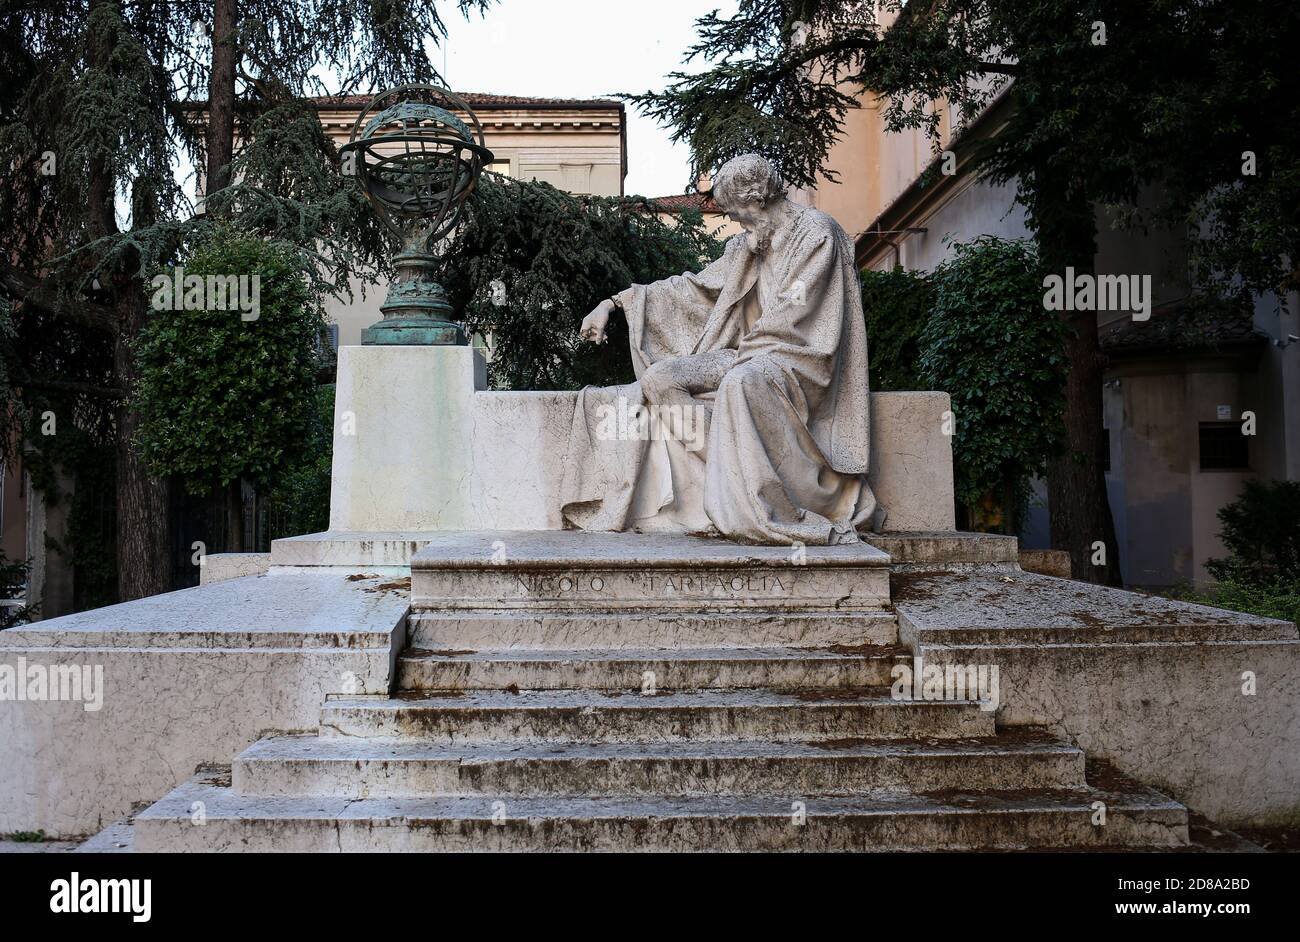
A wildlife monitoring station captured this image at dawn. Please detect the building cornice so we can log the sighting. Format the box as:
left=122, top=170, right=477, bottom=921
left=854, top=85, right=1015, bottom=268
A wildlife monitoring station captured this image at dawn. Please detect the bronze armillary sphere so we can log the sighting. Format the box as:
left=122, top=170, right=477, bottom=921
left=340, top=84, right=494, bottom=345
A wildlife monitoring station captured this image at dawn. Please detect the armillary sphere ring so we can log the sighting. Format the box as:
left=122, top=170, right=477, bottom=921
left=340, top=84, right=495, bottom=245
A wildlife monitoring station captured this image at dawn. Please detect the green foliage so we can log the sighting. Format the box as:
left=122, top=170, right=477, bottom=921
left=133, top=229, right=326, bottom=496
left=4, top=830, right=46, bottom=843
left=1207, top=480, right=1300, bottom=586
left=917, top=238, right=1066, bottom=522
left=1, top=1, right=493, bottom=601
left=262, top=384, right=335, bottom=543
left=439, top=174, right=724, bottom=390
left=0, top=551, right=35, bottom=629
left=857, top=240, right=1066, bottom=529
left=202, top=98, right=393, bottom=296
left=859, top=267, right=933, bottom=392
left=628, top=1, right=1300, bottom=300
left=1189, top=140, right=1300, bottom=301
left=1195, top=577, right=1300, bottom=628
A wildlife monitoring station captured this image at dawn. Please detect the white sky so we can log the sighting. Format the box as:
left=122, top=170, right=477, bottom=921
left=436, top=0, right=737, bottom=198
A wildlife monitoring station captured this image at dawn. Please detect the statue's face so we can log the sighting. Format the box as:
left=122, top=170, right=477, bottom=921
left=722, top=200, right=765, bottom=232
left=722, top=197, right=780, bottom=253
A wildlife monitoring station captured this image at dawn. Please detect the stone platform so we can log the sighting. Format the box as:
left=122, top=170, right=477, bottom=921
left=894, top=570, right=1300, bottom=825
left=128, top=531, right=1194, bottom=852
left=8, top=528, right=1295, bottom=849
left=0, top=572, right=408, bottom=836
left=265, top=528, right=1017, bottom=574
left=326, top=346, right=958, bottom=534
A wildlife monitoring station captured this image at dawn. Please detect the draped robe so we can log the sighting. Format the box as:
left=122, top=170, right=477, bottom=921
left=559, top=203, right=878, bottom=545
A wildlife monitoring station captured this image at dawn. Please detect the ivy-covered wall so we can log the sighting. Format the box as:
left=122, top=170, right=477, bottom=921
left=862, top=237, right=1066, bottom=532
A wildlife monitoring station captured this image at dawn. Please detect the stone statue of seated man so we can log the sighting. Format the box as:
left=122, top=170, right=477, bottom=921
left=560, top=153, right=881, bottom=546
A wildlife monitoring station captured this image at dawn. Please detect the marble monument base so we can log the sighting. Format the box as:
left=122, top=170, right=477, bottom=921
left=326, top=344, right=957, bottom=534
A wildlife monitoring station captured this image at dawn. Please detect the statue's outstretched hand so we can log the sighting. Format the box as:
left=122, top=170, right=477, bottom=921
left=579, top=300, right=613, bottom=344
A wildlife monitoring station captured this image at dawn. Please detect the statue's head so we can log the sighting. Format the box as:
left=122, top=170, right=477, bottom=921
left=710, top=154, right=787, bottom=251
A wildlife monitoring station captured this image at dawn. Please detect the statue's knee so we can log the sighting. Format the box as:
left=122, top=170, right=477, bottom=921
left=721, top=361, right=769, bottom=395
left=641, top=360, right=676, bottom=404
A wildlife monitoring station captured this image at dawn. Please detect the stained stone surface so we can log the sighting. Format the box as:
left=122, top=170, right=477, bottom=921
left=393, top=645, right=911, bottom=691
left=895, top=569, right=1300, bottom=825
left=409, top=529, right=891, bottom=613
left=868, top=531, right=1017, bottom=567
left=0, top=572, right=409, bottom=837
left=270, top=527, right=1002, bottom=570
left=410, top=529, right=890, bottom=568
left=271, top=530, right=437, bottom=568
left=132, top=768, right=1188, bottom=853
left=73, top=818, right=134, bottom=853
left=406, top=609, right=900, bottom=650
left=894, top=569, right=1296, bottom=643
left=200, top=552, right=272, bottom=585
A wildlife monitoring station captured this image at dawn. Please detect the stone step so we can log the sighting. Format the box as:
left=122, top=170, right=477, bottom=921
left=396, top=645, right=911, bottom=692
left=868, top=531, right=1019, bottom=567
left=135, top=772, right=1187, bottom=852
left=320, top=689, right=995, bottom=743
left=406, top=610, right=899, bottom=650
left=232, top=731, right=1083, bottom=798
left=899, top=618, right=1300, bottom=647
left=409, top=531, right=892, bottom=613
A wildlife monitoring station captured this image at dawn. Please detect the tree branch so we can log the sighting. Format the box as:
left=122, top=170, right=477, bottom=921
left=0, top=263, right=121, bottom=337
left=18, top=377, right=125, bottom=400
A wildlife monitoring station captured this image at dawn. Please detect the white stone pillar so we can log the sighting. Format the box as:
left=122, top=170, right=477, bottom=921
left=328, top=345, right=485, bottom=531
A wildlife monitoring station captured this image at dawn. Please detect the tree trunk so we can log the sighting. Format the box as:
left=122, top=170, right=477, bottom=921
left=84, top=0, right=170, bottom=601
left=1032, top=176, right=1123, bottom=586
left=204, top=0, right=238, bottom=203
left=1047, top=311, right=1122, bottom=585
left=227, top=477, right=245, bottom=552
left=114, top=291, right=170, bottom=600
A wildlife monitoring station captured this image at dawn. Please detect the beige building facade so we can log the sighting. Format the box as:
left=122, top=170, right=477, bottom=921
left=808, top=81, right=1300, bottom=589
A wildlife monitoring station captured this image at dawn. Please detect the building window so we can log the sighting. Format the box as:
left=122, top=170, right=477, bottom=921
left=1198, top=422, right=1249, bottom=471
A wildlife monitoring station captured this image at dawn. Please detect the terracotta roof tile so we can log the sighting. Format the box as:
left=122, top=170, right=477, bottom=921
left=647, top=192, right=722, bottom=213
left=308, top=91, right=620, bottom=110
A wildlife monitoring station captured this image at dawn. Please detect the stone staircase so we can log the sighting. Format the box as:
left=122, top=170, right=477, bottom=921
left=133, top=533, right=1189, bottom=851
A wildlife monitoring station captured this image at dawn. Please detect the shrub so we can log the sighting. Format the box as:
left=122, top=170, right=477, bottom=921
left=1204, top=576, right=1300, bottom=626
left=134, top=228, right=327, bottom=496
left=1206, top=479, right=1300, bottom=585
left=859, top=266, right=934, bottom=392
left=917, top=237, right=1066, bottom=530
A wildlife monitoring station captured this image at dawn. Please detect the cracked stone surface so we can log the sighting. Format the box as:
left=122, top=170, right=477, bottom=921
left=894, top=569, right=1300, bottom=826
left=894, top=569, right=1296, bottom=640
left=0, top=572, right=409, bottom=837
